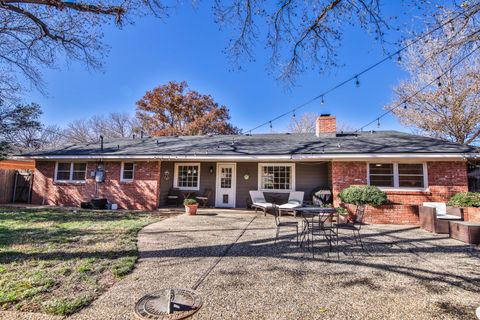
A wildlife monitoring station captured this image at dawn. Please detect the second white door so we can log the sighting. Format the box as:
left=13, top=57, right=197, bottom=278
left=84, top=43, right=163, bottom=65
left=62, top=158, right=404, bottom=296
left=215, top=163, right=236, bottom=208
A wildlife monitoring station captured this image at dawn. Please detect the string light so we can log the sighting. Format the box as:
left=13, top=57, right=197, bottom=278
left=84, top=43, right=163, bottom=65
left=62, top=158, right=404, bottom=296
left=355, top=45, right=480, bottom=132
left=355, top=76, right=360, bottom=88
left=437, top=77, right=442, bottom=87
left=269, top=121, right=272, bottom=129
left=403, top=102, right=408, bottom=110
left=244, top=3, right=480, bottom=134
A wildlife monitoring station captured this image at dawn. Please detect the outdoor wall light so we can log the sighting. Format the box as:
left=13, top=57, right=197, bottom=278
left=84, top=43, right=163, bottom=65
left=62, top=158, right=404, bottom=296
left=244, top=173, right=250, bottom=180
left=163, top=170, right=170, bottom=180
left=209, top=166, right=214, bottom=174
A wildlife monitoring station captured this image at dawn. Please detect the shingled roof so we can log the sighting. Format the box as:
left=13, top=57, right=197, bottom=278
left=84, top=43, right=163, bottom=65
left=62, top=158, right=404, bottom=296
left=21, top=130, right=477, bottom=159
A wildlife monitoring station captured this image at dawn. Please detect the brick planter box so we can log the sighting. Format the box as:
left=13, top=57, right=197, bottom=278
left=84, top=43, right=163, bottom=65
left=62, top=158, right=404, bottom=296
left=342, top=203, right=419, bottom=225
left=464, top=207, right=480, bottom=223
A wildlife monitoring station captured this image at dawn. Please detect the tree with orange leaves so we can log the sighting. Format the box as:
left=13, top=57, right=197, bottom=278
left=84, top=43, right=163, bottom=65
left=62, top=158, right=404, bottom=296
left=136, top=81, right=240, bottom=136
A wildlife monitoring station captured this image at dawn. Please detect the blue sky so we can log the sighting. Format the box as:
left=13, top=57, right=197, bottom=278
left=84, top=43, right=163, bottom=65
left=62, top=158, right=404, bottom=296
left=24, top=2, right=418, bottom=133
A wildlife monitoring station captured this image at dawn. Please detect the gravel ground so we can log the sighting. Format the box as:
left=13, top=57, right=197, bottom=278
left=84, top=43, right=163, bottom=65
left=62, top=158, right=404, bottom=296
left=2, top=209, right=479, bottom=319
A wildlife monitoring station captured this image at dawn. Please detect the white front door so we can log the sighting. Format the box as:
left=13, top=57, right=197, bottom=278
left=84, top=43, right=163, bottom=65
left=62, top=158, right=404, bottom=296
left=215, top=163, right=236, bottom=208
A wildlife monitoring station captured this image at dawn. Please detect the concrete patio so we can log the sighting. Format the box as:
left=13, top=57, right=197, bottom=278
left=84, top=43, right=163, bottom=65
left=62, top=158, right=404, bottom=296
left=67, top=209, right=479, bottom=320
left=3, top=209, right=479, bottom=319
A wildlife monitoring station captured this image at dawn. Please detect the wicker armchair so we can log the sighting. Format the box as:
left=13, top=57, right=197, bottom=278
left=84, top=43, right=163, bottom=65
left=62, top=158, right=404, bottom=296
left=419, top=203, right=464, bottom=234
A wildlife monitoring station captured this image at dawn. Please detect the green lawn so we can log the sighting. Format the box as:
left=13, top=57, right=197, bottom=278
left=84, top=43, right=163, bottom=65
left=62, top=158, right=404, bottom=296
left=0, top=208, right=167, bottom=316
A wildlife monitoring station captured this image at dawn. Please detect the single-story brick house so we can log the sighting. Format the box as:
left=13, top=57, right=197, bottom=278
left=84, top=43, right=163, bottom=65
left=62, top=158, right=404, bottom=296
left=21, top=115, right=479, bottom=224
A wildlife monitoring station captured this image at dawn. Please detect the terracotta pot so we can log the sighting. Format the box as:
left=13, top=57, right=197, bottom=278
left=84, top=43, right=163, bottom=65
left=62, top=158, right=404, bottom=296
left=185, top=204, right=198, bottom=215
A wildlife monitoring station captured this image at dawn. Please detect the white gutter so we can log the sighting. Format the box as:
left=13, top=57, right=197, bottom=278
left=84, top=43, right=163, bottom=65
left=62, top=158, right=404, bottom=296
left=15, top=153, right=477, bottom=161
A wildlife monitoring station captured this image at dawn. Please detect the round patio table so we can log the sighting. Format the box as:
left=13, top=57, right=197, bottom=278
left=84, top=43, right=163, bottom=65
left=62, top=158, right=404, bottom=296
left=294, top=207, right=337, bottom=257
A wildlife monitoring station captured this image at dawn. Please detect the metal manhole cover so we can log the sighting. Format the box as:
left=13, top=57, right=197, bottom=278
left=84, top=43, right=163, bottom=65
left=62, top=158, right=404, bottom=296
left=135, top=288, right=203, bottom=320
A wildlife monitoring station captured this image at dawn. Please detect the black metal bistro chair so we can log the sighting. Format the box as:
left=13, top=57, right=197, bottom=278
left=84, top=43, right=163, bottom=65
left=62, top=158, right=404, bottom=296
left=335, top=206, right=367, bottom=249
left=196, top=188, right=212, bottom=208
left=273, top=205, right=299, bottom=245
left=166, top=188, right=181, bottom=207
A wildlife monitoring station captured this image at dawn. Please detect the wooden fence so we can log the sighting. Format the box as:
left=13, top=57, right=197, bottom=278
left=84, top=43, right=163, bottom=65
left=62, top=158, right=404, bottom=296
left=0, top=169, right=15, bottom=203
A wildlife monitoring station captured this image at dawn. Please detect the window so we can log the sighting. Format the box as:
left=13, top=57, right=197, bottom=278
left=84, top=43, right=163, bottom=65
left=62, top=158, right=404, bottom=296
left=368, top=163, right=426, bottom=189
left=55, top=162, right=86, bottom=182
left=174, top=163, right=200, bottom=190
left=369, top=163, right=394, bottom=187
left=121, top=162, right=135, bottom=181
left=398, top=164, right=424, bottom=188
left=468, top=161, right=480, bottom=192
left=258, top=164, right=295, bottom=191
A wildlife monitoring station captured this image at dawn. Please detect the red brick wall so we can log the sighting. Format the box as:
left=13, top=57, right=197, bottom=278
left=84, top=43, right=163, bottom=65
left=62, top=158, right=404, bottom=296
left=332, top=160, right=468, bottom=224
left=331, top=161, right=367, bottom=206
left=464, top=207, right=480, bottom=223
left=343, top=203, right=419, bottom=225
left=32, top=161, right=160, bottom=210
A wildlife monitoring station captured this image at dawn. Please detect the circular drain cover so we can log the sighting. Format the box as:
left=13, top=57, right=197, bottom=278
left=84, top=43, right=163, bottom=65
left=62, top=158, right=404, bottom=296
left=135, top=288, right=203, bottom=320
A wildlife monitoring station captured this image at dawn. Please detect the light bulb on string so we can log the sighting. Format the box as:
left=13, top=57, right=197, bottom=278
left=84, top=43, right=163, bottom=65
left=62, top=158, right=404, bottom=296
left=403, top=102, right=408, bottom=110
left=437, top=77, right=442, bottom=87
left=377, top=118, right=380, bottom=128
left=269, top=121, right=272, bottom=129
left=321, top=95, right=325, bottom=104
left=355, top=76, right=360, bottom=88
left=397, top=53, right=402, bottom=63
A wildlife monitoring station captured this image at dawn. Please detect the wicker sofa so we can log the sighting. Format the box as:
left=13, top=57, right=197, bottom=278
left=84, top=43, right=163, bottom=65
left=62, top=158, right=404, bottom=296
left=419, top=202, right=464, bottom=234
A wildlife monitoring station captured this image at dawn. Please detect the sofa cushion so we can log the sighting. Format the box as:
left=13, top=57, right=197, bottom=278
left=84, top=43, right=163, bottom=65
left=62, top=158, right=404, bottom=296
left=437, top=214, right=462, bottom=220
left=423, top=202, right=447, bottom=215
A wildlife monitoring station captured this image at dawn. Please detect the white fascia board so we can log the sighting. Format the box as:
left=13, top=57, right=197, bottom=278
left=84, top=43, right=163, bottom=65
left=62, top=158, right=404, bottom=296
left=20, top=152, right=475, bottom=161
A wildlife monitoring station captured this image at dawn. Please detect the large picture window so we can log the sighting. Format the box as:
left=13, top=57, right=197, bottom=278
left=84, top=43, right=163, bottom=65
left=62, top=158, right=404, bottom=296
left=55, top=162, right=87, bottom=182
left=258, top=164, right=295, bottom=191
left=174, top=163, right=200, bottom=190
left=368, top=163, right=426, bottom=189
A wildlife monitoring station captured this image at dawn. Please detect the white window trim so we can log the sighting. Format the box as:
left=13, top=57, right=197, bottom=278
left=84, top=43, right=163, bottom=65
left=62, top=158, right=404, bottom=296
left=120, top=162, right=135, bottom=182
left=173, top=162, right=201, bottom=191
left=54, top=161, right=87, bottom=183
left=367, top=162, right=428, bottom=191
left=257, top=163, right=296, bottom=192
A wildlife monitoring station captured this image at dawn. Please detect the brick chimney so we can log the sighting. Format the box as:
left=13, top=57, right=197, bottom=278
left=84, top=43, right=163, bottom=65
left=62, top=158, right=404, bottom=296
left=316, top=114, right=336, bottom=136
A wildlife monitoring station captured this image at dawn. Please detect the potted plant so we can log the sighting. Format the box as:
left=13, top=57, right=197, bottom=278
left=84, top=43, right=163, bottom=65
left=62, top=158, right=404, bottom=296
left=338, top=185, right=387, bottom=221
left=184, top=198, right=199, bottom=215
left=448, top=192, right=480, bottom=222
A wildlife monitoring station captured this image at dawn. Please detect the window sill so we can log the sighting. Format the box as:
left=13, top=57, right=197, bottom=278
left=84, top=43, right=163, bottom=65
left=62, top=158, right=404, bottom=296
left=378, top=188, right=430, bottom=194
left=120, top=180, right=134, bottom=184
left=259, top=190, right=293, bottom=193
left=175, top=187, right=200, bottom=191
left=53, top=181, right=86, bottom=185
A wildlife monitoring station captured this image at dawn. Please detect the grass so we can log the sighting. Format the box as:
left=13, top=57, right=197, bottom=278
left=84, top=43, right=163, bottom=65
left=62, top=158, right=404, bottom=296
left=0, top=208, right=167, bottom=315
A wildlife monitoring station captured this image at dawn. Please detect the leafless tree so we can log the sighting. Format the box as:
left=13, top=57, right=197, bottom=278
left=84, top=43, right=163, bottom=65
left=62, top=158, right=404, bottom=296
left=2, top=0, right=480, bottom=98
left=288, top=112, right=353, bottom=133
left=6, top=124, right=65, bottom=151
left=214, top=0, right=387, bottom=84
left=0, top=0, right=167, bottom=102
left=387, top=10, right=480, bottom=145
left=64, top=112, right=140, bottom=143
left=288, top=113, right=318, bottom=133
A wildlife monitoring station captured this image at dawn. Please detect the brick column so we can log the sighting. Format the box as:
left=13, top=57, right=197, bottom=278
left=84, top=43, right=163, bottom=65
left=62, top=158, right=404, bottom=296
left=331, top=161, right=367, bottom=206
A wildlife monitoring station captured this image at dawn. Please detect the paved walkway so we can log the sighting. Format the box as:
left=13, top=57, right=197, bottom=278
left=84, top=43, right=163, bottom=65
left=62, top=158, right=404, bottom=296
left=4, top=210, right=480, bottom=319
